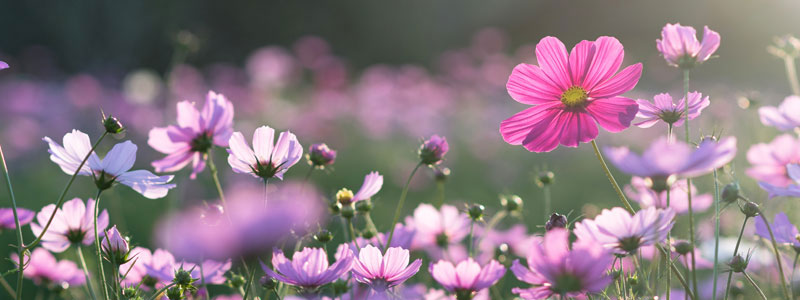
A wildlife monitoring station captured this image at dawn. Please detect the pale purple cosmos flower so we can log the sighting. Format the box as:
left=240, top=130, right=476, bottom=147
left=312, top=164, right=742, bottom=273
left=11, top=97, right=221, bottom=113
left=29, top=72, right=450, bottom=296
left=574, top=207, right=675, bottom=254
left=351, top=245, right=422, bottom=292
left=0, top=61, right=8, bottom=70
left=605, top=135, right=737, bottom=179
left=43, top=130, right=176, bottom=199
left=657, top=23, right=720, bottom=68
left=0, top=207, right=34, bottom=229
left=760, top=165, right=800, bottom=198
left=307, top=143, right=337, bottom=168
left=29, top=197, right=109, bottom=252
left=430, top=258, right=505, bottom=298
left=419, top=135, right=449, bottom=165
left=759, top=96, right=800, bottom=131
left=635, top=92, right=710, bottom=128
left=101, top=225, right=130, bottom=264
left=12, top=248, right=85, bottom=287
left=747, top=134, right=800, bottom=187
left=143, top=248, right=231, bottom=286
left=227, top=126, right=303, bottom=180
left=408, top=204, right=470, bottom=250
left=625, top=176, right=712, bottom=214
left=148, top=91, right=234, bottom=179
left=261, top=247, right=354, bottom=289
left=755, top=212, right=800, bottom=250
left=511, top=228, right=613, bottom=299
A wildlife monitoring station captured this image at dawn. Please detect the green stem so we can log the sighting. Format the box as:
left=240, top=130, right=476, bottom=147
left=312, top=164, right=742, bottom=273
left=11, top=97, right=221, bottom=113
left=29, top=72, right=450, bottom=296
left=93, top=190, right=109, bottom=300
left=657, top=244, right=695, bottom=300
left=347, top=218, right=360, bottom=250
left=757, top=209, right=791, bottom=300
left=589, top=140, right=634, bottom=214
left=364, top=213, right=383, bottom=249
left=112, top=264, right=121, bottom=300
left=543, top=185, right=551, bottom=219
left=242, top=263, right=257, bottom=300
left=666, top=186, right=672, bottom=300
left=206, top=151, right=235, bottom=225
left=384, top=163, right=422, bottom=252
left=742, top=271, right=768, bottom=300
left=712, top=170, right=721, bottom=300
left=436, top=181, right=445, bottom=208
left=0, top=277, right=15, bottom=299
left=724, top=216, right=749, bottom=300
left=147, top=282, right=176, bottom=300
left=784, top=57, right=800, bottom=96
left=468, top=221, right=475, bottom=258
left=76, top=246, right=98, bottom=300
left=792, top=253, right=799, bottom=300
left=682, top=68, right=699, bottom=300
left=0, top=145, right=24, bottom=300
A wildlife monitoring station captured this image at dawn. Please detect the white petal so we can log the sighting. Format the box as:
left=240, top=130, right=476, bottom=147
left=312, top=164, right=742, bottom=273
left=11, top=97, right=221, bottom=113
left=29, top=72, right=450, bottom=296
left=117, top=170, right=176, bottom=199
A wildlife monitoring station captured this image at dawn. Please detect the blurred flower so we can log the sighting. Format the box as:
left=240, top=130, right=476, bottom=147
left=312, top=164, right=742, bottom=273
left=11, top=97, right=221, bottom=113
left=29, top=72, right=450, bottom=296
left=227, top=125, right=303, bottom=180
left=149, top=90, right=234, bottom=179
left=755, top=212, right=800, bottom=250
left=11, top=248, right=85, bottom=287
left=511, top=228, right=612, bottom=299
left=605, top=135, right=737, bottom=178
left=477, top=224, right=537, bottom=263
left=657, top=23, right=720, bottom=68
left=635, top=92, right=710, bottom=128
left=246, top=47, right=297, bottom=90
left=759, top=95, right=800, bottom=132
left=261, top=247, right=354, bottom=289
left=500, top=36, right=641, bottom=152
left=143, top=248, right=231, bottom=286
left=123, top=69, right=163, bottom=105
left=43, top=130, right=176, bottom=199
left=351, top=245, right=422, bottom=292
left=574, top=207, right=675, bottom=254
left=338, top=171, right=383, bottom=205
left=407, top=204, right=470, bottom=251
left=430, top=258, right=505, bottom=297
left=101, top=225, right=130, bottom=265
left=0, top=207, right=34, bottom=229
left=120, top=247, right=153, bottom=287
left=767, top=35, right=800, bottom=59
left=625, top=176, right=712, bottom=214
left=307, top=143, right=336, bottom=168
left=419, top=135, right=449, bottom=165
left=747, top=134, right=800, bottom=187
left=30, top=198, right=108, bottom=252
left=0, top=61, right=7, bottom=70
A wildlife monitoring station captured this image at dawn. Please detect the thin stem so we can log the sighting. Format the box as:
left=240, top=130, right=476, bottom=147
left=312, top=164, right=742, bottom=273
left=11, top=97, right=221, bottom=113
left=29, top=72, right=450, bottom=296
left=263, top=178, right=269, bottom=208
left=347, top=218, right=360, bottom=250
left=476, top=211, right=506, bottom=254
left=384, top=163, right=423, bottom=252
left=681, top=68, right=699, bottom=300
left=0, top=145, right=24, bottom=300
left=364, top=213, right=383, bottom=249
left=436, top=181, right=445, bottom=208
left=468, top=221, right=475, bottom=258
left=543, top=185, right=551, bottom=219
left=666, top=186, right=672, bottom=300
left=683, top=69, right=690, bottom=143
left=784, top=57, right=800, bottom=96
left=589, top=140, right=634, bottom=214
left=206, top=151, right=234, bottom=225
left=242, top=263, right=257, bottom=300
left=93, top=190, right=109, bottom=300
left=0, top=277, right=15, bottom=299
left=147, top=282, right=176, bottom=300
left=657, top=244, right=695, bottom=300
left=792, top=253, right=799, bottom=300
left=712, top=170, right=721, bottom=300
left=112, top=264, right=121, bottom=300
left=742, top=272, right=768, bottom=300
left=76, top=246, right=98, bottom=300
left=724, top=216, right=749, bottom=300
left=757, top=210, right=791, bottom=300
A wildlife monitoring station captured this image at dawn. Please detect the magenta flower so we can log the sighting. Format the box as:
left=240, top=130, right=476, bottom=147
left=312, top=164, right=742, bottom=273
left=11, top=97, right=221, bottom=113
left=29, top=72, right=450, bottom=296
left=747, top=134, right=800, bottom=187
left=657, top=23, right=720, bottom=68
left=29, top=197, right=109, bottom=252
left=755, top=212, right=800, bottom=250
left=511, top=228, right=613, bottom=299
left=0, top=61, right=8, bottom=70
left=419, top=135, right=449, bottom=165
left=307, top=143, right=337, bottom=168
left=758, top=163, right=800, bottom=198
left=351, top=245, right=422, bottom=291
left=0, top=207, right=34, bottom=229
left=574, top=207, right=675, bottom=254
left=408, top=204, right=470, bottom=250
left=634, top=92, right=710, bottom=128
left=43, top=130, right=176, bottom=199
left=605, top=136, right=737, bottom=179
left=760, top=96, right=800, bottom=131
left=12, top=248, right=85, bottom=287
left=625, top=176, right=712, bottom=215
left=261, top=247, right=354, bottom=289
left=148, top=91, right=234, bottom=179
left=500, top=36, right=642, bottom=152
left=430, top=258, right=505, bottom=297
left=227, top=126, right=303, bottom=180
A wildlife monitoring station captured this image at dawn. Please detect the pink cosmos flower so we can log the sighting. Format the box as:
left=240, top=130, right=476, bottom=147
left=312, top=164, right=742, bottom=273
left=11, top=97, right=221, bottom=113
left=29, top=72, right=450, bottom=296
left=0, top=207, right=34, bottom=229
left=261, top=247, right=354, bottom=289
left=43, top=130, right=176, bottom=199
left=605, top=136, right=737, bottom=179
left=351, top=245, right=422, bottom=291
left=500, top=36, right=642, bottom=152
left=657, top=23, right=720, bottom=68
left=747, top=134, right=800, bottom=187
left=573, top=207, right=675, bottom=254
left=29, top=198, right=109, bottom=252
left=758, top=163, right=800, bottom=198
left=625, top=176, right=712, bottom=214
left=755, top=212, right=800, bottom=249
left=634, top=92, right=710, bottom=128
left=419, top=135, right=449, bottom=165
left=12, top=248, right=85, bottom=287
left=148, top=91, right=234, bottom=179
left=511, top=228, right=613, bottom=299
left=408, top=204, right=470, bottom=250
left=760, top=96, right=800, bottom=131
left=429, top=258, right=505, bottom=297
left=227, top=126, right=303, bottom=180
left=143, top=248, right=231, bottom=286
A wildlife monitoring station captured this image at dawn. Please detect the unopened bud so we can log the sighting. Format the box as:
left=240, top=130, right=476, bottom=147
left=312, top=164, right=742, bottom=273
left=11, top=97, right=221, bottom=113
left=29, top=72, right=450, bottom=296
left=166, top=286, right=184, bottom=300
left=728, top=254, right=749, bottom=273
left=355, top=199, right=372, bottom=213
left=101, top=111, right=125, bottom=134
left=329, top=201, right=342, bottom=215
left=721, top=182, right=741, bottom=204
left=361, top=230, right=376, bottom=239
left=545, top=213, right=568, bottom=231
left=260, top=275, right=277, bottom=290
left=229, top=274, right=245, bottom=288
left=419, top=135, right=449, bottom=165
left=740, top=201, right=760, bottom=218
left=314, top=229, right=333, bottom=243
left=674, top=241, right=693, bottom=255
left=468, top=204, right=484, bottom=221
left=336, top=188, right=354, bottom=205
left=101, top=225, right=130, bottom=266
left=340, top=204, right=355, bottom=219
left=500, top=195, right=523, bottom=212
left=308, top=143, right=337, bottom=168
left=536, top=171, right=555, bottom=187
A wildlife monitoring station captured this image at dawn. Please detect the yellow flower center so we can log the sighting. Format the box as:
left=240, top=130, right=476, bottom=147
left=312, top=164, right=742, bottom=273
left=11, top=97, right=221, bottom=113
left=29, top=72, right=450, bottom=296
left=560, top=86, right=588, bottom=108
left=336, top=188, right=354, bottom=204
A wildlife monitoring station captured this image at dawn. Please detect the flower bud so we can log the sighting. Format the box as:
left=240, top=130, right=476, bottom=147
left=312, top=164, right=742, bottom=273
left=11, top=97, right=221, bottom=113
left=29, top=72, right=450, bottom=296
left=336, top=188, right=354, bottom=205
left=740, top=201, right=760, bottom=218
left=329, top=201, right=342, bottom=214
left=674, top=240, right=693, bottom=255
left=122, top=287, right=139, bottom=298
left=229, top=274, right=245, bottom=288
left=434, top=167, right=451, bottom=183
left=728, top=254, right=750, bottom=273
left=626, top=275, right=638, bottom=286
left=260, top=275, right=277, bottom=290
left=307, top=143, right=337, bottom=168
left=500, top=194, right=523, bottom=213
left=535, top=171, right=555, bottom=187
left=721, top=182, right=741, bottom=204
left=340, top=204, right=355, bottom=219
left=361, top=230, right=376, bottom=239
left=355, top=199, right=372, bottom=213
left=102, top=112, right=125, bottom=134
left=101, top=225, right=130, bottom=265
left=768, top=35, right=800, bottom=59
left=172, top=267, right=196, bottom=287
left=545, top=213, right=568, bottom=231
left=467, top=204, right=484, bottom=221
left=166, top=286, right=184, bottom=300
left=314, top=229, right=333, bottom=243
left=419, top=135, right=449, bottom=165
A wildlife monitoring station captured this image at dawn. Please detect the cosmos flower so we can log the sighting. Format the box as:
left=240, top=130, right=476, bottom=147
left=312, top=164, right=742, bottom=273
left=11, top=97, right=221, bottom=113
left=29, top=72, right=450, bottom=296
left=758, top=164, right=800, bottom=199
left=500, top=36, right=642, bottom=152
left=148, top=91, right=234, bottom=179
left=0, top=207, right=35, bottom=230
left=12, top=248, right=85, bottom=287
left=754, top=212, right=800, bottom=250
left=351, top=245, right=422, bottom=292
left=407, top=204, right=470, bottom=250
left=574, top=207, right=675, bottom=254
left=29, top=198, right=109, bottom=252
left=605, top=135, right=737, bottom=179
left=261, top=247, right=354, bottom=289
left=747, top=134, right=800, bottom=187
left=657, top=23, right=720, bottom=68
left=429, top=258, right=505, bottom=298
left=634, top=92, right=710, bottom=128
left=43, top=130, right=176, bottom=199
left=307, top=143, right=337, bottom=168
left=511, top=228, right=613, bottom=299
left=336, top=171, right=383, bottom=205
left=227, top=126, right=303, bottom=180
left=759, top=96, right=800, bottom=132
left=419, top=135, right=449, bottom=165
left=625, top=176, right=712, bottom=214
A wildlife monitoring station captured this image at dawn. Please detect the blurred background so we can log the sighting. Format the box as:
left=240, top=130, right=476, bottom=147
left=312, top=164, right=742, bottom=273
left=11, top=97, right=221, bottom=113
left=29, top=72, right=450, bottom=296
left=2, top=0, right=800, bottom=297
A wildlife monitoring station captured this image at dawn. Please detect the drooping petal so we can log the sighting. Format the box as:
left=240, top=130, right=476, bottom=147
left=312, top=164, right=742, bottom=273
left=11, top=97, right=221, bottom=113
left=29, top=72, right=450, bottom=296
left=117, top=170, right=176, bottom=199
left=352, top=171, right=383, bottom=202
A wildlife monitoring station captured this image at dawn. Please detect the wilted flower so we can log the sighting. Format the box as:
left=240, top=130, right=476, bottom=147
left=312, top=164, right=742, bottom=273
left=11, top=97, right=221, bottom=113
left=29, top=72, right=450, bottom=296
left=0, top=207, right=34, bottom=229
left=605, top=136, right=737, bottom=179
left=307, top=143, right=337, bottom=168
left=419, top=135, right=449, bottom=165
left=656, top=23, right=720, bottom=68
left=573, top=207, right=675, bottom=254
left=759, top=96, right=800, bottom=132
left=747, top=134, right=800, bottom=187
left=261, top=247, right=354, bottom=289
left=43, top=130, right=176, bottom=199
left=227, top=126, right=303, bottom=180
left=511, top=228, right=613, bottom=299
left=30, top=198, right=109, bottom=252
left=351, top=245, right=422, bottom=292
left=625, top=176, right=712, bottom=214
left=430, top=258, right=505, bottom=298
left=101, top=225, right=130, bottom=265
left=11, top=248, right=86, bottom=288
left=754, top=212, right=800, bottom=251
left=635, top=92, right=710, bottom=128
left=500, top=36, right=641, bottom=152
left=336, top=171, right=383, bottom=205
left=149, top=91, right=234, bottom=179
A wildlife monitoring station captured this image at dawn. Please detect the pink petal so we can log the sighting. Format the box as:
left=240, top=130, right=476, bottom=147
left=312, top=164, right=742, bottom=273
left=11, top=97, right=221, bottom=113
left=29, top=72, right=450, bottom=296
left=252, top=126, right=276, bottom=163
left=176, top=101, right=201, bottom=132
left=556, top=110, right=598, bottom=148
left=589, top=63, right=643, bottom=99
left=585, top=96, right=638, bottom=132
left=568, top=40, right=596, bottom=87
left=696, top=26, right=720, bottom=62
left=582, top=36, right=624, bottom=90
left=499, top=102, right=562, bottom=146
left=148, top=127, right=190, bottom=154
left=535, top=36, right=572, bottom=91
left=506, top=63, right=563, bottom=105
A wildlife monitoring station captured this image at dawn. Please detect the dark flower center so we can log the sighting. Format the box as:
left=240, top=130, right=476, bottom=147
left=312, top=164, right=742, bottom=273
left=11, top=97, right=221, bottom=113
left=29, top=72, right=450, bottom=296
left=551, top=273, right=583, bottom=295
left=619, top=236, right=642, bottom=253
left=455, top=289, right=476, bottom=300
left=560, top=86, right=588, bottom=108
left=190, top=131, right=213, bottom=153
left=66, top=229, right=86, bottom=244
left=645, top=176, right=673, bottom=193
left=435, top=233, right=450, bottom=248
left=94, top=171, right=117, bottom=191
left=658, top=109, right=684, bottom=124
left=251, top=159, right=285, bottom=179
